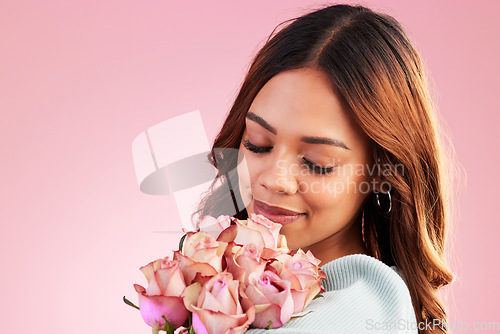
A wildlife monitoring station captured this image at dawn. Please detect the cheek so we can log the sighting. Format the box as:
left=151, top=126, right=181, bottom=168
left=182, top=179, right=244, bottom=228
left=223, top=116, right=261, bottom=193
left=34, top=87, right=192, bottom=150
left=300, top=178, right=339, bottom=216
left=237, top=148, right=257, bottom=206
left=301, top=173, right=369, bottom=217
left=237, top=148, right=263, bottom=185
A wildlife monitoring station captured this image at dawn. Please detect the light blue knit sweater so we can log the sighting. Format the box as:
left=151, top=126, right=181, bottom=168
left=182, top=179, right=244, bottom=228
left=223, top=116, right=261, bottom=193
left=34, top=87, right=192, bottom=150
left=245, top=254, right=417, bottom=334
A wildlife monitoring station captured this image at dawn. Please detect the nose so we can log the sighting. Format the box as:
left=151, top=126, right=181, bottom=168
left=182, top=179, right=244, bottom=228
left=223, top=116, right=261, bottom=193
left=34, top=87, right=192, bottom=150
left=260, top=153, right=299, bottom=195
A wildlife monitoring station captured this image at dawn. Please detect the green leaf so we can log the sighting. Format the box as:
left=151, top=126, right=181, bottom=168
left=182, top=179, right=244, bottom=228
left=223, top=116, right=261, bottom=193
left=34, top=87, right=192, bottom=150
left=123, top=296, right=140, bottom=310
left=179, top=234, right=187, bottom=252
left=265, top=321, right=273, bottom=330
left=162, top=316, right=175, bottom=334
left=189, top=325, right=196, bottom=334
left=152, top=329, right=159, bottom=334
left=290, top=311, right=313, bottom=320
left=312, top=293, right=324, bottom=300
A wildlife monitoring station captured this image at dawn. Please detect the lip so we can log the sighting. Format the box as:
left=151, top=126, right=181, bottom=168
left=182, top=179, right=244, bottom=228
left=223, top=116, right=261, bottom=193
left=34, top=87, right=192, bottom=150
left=253, top=199, right=305, bottom=226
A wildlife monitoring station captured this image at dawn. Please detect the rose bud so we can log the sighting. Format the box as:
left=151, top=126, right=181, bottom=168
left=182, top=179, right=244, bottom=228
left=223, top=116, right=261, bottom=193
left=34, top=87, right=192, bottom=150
left=241, top=271, right=294, bottom=329
left=224, top=242, right=266, bottom=285
left=233, top=213, right=282, bottom=252
left=182, top=231, right=227, bottom=272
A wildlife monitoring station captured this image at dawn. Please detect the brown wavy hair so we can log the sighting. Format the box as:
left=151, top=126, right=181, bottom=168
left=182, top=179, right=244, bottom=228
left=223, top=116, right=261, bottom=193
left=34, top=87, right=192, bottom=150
left=194, top=4, right=456, bottom=333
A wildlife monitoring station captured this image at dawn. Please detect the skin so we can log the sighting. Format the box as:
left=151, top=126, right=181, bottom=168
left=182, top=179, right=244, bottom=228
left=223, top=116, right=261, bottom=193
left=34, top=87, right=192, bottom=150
left=237, top=67, right=384, bottom=265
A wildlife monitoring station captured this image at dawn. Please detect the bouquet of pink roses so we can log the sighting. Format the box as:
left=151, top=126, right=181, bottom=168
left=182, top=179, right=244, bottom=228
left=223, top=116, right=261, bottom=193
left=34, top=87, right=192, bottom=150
left=124, top=213, right=326, bottom=334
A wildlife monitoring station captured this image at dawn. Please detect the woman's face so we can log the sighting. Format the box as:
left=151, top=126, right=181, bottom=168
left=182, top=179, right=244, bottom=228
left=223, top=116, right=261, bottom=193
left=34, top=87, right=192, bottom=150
left=237, top=68, right=382, bottom=263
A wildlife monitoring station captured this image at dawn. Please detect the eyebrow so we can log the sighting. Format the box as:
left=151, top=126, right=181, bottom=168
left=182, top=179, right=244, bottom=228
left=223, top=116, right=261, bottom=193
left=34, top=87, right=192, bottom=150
left=246, top=112, right=277, bottom=135
left=246, top=111, right=351, bottom=150
left=300, top=136, right=351, bottom=150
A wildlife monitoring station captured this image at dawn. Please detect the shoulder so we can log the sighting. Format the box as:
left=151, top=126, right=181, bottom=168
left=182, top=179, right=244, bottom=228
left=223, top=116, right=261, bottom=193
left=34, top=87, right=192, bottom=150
left=323, top=253, right=416, bottom=316
left=245, top=254, right=418, bottom=334
left=321, top=253, right=414, bottom=306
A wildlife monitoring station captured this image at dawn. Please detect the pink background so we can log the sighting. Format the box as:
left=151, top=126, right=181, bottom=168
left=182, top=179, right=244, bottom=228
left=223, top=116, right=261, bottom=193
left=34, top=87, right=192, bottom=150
left=1, top=0, right=498, bottom=332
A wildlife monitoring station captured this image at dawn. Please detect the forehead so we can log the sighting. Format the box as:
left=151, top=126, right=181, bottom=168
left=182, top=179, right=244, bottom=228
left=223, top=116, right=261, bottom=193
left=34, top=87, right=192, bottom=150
left=247, top=68, right=368, bottom=146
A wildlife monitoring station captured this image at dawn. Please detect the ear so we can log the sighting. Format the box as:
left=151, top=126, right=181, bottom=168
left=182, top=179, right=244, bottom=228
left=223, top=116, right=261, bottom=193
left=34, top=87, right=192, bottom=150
left=372, top=173, right=384, bottom=193
left=370, top=164, right=392, bottom=194
left=368, top=146, right=393, bottom=194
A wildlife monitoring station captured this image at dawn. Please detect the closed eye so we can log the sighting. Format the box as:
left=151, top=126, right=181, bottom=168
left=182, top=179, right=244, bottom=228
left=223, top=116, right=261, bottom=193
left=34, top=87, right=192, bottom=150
left=242, top=139, right=335, bottom=175
left=302, top=159, right=335, bottom=175
left=242, top=139, right=272, bottom=154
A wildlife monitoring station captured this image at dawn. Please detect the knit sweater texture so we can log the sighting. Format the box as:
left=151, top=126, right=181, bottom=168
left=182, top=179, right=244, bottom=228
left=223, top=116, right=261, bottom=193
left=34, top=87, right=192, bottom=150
left=245, top=253, right=417, bottom=333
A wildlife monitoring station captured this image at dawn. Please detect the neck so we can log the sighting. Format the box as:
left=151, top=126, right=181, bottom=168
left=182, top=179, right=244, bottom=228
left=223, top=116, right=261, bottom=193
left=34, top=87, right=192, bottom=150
left=301, top=216, right=368, bottom=265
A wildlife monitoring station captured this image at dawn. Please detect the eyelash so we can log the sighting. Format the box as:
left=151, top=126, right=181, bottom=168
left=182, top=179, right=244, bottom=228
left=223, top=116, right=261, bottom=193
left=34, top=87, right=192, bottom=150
left=242, top=139, right=335, bottom=175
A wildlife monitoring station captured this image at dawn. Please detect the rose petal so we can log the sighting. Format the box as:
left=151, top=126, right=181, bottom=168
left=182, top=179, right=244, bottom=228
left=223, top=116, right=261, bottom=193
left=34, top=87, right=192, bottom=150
left=277, top=265, right=303, bottom=291
left=191, top=247, right=219, bottom=264
left=301, top=282, right=323, bottom=310
left=155, top=265, right=186, bottom=297
left=181, top=282, right=202, bottom=309
left=276, top=235, right=289, bottom=253
left=244, top=284, right=270, bottom=305
left=198, top=288, right=223, bottom=313
left=230, top=305, right=255, bottom=334
left=198, top=215, right=233, bottom=240
left=252, top=304, right=284, bottom=328
left=145, top=271, right=162, bottom=296
left=248, top=214, right=281, bottom=247
left=190, top=305, right=253, bottom=334
left=243, top=271, right=294, bottom=328
left=199, top=274, right=241, bottom=315
left=261, top=248, right=282, bottom=260
left=304, top=249, right=322, bottom=266
left=215, top=282, right=239, bottom=315
left=140, top=259, right=161, bottom=283
left=174, top=251, right=218, bottom=285
left=217, top=225, right=238, bottom=243
left=290, top=289, right=308, bottom=314
left=234, top=223, right=266, bottom=251
left=191, top=272, right=213, bottom=286
left=183, top=232, right=218, bottom=258
left=225, top=243, right=266, bottom=285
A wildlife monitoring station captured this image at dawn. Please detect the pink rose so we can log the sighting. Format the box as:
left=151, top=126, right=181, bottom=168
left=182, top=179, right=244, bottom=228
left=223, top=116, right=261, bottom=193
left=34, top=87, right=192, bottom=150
left=241, top=271, right=294, bottom=329
left=174, top=250, right=219, bottom=285
left=224, top=242, right=266, bottom=285
left=134, top=257, right=189, bottom=330
left=198, top=215, right=234, bottom=239
left=269, top=250, right=326, bottom=313
left=182, top=272, right=255, bottom=334
left=261, top=234, right=290, bottom=260
left=233, top=213, right=283, bottom=252
left=182, top=231, right=227, bottom=272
